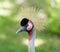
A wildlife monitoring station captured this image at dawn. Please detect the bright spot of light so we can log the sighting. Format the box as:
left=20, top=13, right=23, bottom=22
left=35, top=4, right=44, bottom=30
left=57, top=0, right=60, bottom=3
left=15, top=0, right=25, bottom=4
left=0, top=9, right=11, bottom=16
left=0, top=1, right=14, bottom=9
left=0, top=34, right=7, bottom=40
left=22, top=38, right=45, bottom=47
left=0, top=1, right=14, bottom=16
left=50, top=0, right=56, bottom=8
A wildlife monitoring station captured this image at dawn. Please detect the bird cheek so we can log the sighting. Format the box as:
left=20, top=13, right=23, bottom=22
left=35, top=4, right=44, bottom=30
left=27, top=26, right=32, bottom=31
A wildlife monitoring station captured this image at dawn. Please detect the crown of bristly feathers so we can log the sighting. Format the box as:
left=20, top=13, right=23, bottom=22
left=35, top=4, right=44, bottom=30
left=20, top=18, right=29, bottom=26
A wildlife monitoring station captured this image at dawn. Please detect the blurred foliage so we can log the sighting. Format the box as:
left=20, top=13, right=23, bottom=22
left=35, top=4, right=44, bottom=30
left=45, top=0, right=60, bottom=34
left=0, top=0, right=60, bottom=52
left=26, top=0, right=47, bottom=10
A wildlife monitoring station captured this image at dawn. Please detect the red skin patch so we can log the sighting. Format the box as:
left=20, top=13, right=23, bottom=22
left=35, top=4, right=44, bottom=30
left=27, top=21, right=33, bottom=31
left=28, top=33, right=32, bottom=40
left=27, top=21, right=33, bottom=40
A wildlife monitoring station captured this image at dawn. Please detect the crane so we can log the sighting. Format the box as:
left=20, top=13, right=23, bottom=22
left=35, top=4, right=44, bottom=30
left=16, top=18, right=36, bottom=52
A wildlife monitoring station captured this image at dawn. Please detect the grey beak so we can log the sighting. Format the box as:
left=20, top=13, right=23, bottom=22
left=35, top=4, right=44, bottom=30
left=16, top=26, right=26, bottom=34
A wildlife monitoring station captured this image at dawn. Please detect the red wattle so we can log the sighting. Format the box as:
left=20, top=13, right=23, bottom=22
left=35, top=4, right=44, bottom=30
left=28, top=33, right=32, bottom=40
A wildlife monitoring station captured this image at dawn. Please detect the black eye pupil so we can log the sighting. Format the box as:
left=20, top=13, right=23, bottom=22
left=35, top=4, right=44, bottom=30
left=20, top=18, right=29, bottom=26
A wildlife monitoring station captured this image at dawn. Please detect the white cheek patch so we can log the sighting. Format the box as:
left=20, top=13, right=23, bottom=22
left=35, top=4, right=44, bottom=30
left=27, top=21, right=33, bottom=30
left=28, top=23, right=32, bottom=28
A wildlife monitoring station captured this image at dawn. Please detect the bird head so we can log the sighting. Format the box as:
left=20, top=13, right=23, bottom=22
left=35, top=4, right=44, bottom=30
left=16, top=18, right=34, bottom=34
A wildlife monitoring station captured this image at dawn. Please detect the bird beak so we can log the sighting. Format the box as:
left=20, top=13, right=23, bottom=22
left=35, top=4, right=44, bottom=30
left=16, top=26, right=26, bottom=34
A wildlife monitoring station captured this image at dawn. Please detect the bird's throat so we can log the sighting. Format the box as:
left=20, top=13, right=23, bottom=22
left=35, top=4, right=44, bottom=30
left=28, top=33, right=32, bottom=40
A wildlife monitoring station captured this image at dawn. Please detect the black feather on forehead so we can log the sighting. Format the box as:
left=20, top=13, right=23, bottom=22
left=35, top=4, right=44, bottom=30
left=20, top=18, right=29, bottom=26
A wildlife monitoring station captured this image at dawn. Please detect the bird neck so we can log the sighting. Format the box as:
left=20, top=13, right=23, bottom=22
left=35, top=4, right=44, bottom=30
left=28, top=28, right=36, bottom=52
left=28, top=33, right=32, bottom=40
left=28, top=28, right=34, bottom=40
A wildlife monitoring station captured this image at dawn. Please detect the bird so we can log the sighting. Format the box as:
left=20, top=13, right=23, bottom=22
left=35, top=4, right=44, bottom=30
left=16, top=18, right=36, bottom=52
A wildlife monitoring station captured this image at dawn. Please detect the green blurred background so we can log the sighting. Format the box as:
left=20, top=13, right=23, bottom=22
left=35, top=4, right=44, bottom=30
left=0, top=0, right=60, bottom=52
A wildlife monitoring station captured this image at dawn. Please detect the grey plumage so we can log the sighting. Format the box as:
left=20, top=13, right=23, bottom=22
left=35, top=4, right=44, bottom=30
left=28, top=28, right=36, bottom=52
